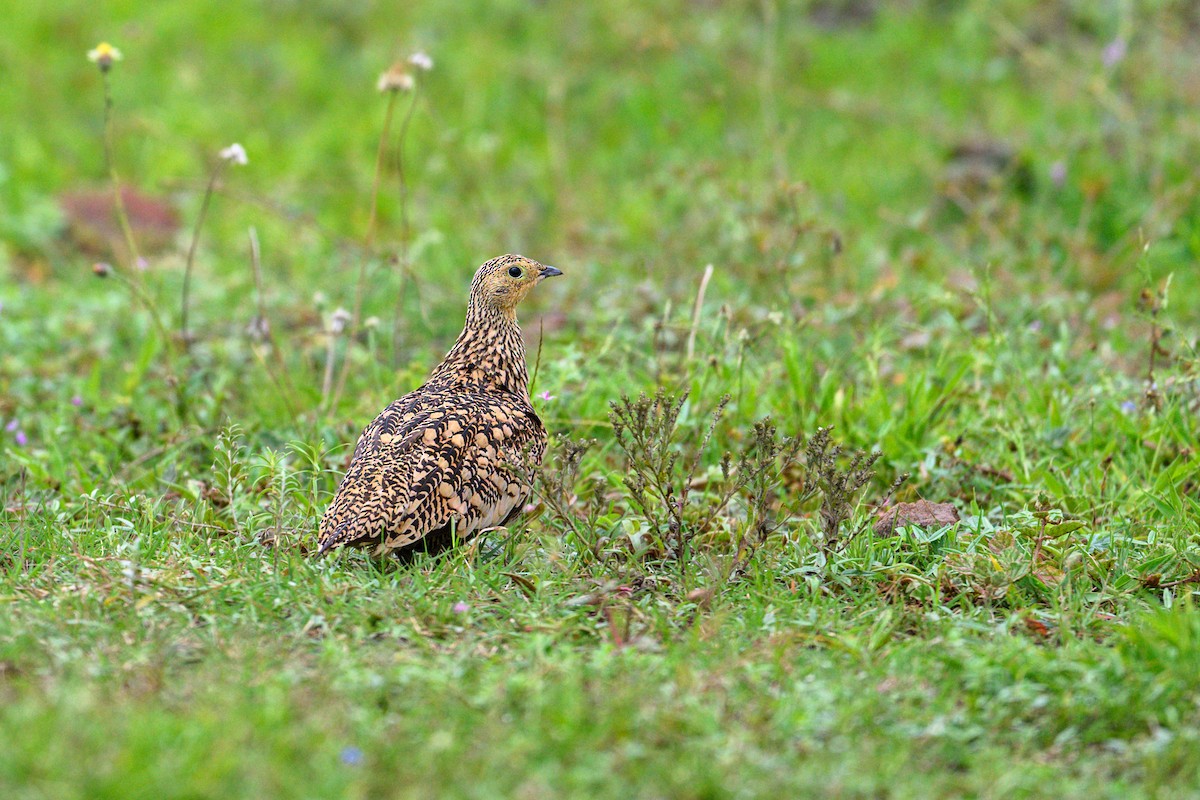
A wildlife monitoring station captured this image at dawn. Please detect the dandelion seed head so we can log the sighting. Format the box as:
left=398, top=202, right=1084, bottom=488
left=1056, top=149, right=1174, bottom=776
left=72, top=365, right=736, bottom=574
left=219, top=143, right=248, bottom=165
left=377, top=62, right=415, bottom=93
left=87, top=42, right=122, bottom=72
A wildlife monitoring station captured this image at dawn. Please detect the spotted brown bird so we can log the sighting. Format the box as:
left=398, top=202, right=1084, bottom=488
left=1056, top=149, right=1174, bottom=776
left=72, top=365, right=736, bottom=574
left=318, top=254, right=562, bottom=559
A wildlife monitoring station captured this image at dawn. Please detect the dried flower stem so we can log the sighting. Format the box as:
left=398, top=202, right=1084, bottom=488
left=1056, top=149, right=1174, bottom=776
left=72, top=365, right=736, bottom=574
left=321, top=308, right=352, bottom=408
left=686, top=263, right=714, bottom=361
left=247, top=227, right=299, bottom=417
left=101, top=72, right=142, bottom=268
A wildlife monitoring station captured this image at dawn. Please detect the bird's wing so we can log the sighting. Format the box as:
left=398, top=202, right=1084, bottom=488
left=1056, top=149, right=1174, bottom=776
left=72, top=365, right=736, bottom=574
left=318, top=389, right=444, bottom=552
left=378, top=391, right=547, bottom=551
left=318, top=389, right=547, bottom=555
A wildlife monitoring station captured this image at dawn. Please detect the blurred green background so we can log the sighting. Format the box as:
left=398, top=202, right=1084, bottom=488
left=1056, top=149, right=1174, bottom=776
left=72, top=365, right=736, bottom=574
left=4, top=0, right=1198, bottom=342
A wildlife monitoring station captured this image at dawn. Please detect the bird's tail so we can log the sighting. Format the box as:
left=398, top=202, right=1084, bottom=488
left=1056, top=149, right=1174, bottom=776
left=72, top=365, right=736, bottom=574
left=316, top=531, right=339, bottom=555
left=316, top=499, right=348, bottom=555
left=316, top=499, right=385, bottom=556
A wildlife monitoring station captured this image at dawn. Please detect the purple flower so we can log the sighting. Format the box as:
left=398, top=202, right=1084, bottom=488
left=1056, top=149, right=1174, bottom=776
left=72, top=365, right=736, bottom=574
left=1120, top=400, right=1137, bottom=414
left=71, top=395, right=84, bottom=407
left=14, top=431, right=27, bottom=446
left=135, top=257, right=150, bottom=271
left=1049, top=161, right=1066, bottom=188
left=538, top=390, right=555, bottom=402
left=4, top=419, right=16, bottom=432
left=452, top=601, right=469, bottom=614
left=1102, top=38, right=1127, bottom=69
left=340, top=746, right=364, bottom=766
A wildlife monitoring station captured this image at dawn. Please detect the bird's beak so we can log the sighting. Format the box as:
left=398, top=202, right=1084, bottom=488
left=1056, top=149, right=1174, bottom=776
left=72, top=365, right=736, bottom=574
left=540, top=265, right=563, bottom=278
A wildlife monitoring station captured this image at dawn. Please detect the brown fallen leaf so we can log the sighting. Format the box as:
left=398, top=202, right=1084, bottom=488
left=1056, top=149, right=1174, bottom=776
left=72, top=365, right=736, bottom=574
left=60, top=186, right=180, bottom=259
left=1024, top=617, right=1053, bottom=638
left=874, top=499, right=960, bottom=536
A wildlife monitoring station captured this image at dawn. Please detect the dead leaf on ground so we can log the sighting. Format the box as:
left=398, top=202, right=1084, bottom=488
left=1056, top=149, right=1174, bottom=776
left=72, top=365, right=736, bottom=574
left=60, top=186, right=180, bottom=258
left=874, top=499, right=960, bottom=536
left=1024, top=617, right=1053, bottom=638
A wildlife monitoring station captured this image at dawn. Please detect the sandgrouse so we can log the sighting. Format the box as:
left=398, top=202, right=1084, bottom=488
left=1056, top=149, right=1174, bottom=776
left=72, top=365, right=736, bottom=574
left=318, top=254, right=562, bottom=559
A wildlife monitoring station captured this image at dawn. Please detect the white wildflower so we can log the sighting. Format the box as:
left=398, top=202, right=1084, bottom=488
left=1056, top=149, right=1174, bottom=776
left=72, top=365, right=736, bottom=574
left=219, top=143, right=248, bottom=165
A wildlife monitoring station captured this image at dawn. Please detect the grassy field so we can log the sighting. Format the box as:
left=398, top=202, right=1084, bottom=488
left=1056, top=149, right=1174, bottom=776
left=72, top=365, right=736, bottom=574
left=2, top=0, right=1200, bottom=797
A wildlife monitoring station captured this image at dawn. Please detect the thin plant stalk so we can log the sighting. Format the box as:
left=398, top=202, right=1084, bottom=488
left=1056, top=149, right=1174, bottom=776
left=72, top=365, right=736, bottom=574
left=356, top=89, right=400, bottom=321
left=327, top=89, right=401, bottom=413
left=529, top=317, right=546, bottom=396
left=247, top=227, right=299, bottom=418
left=392, top=83, right=421, bottom=364
left=321, top=308, right=351, bottom=408
left=686, top=263, right=714, bottom=362
left=180, top=163, right=225, bottom=350
left=322, top=327, right=340, bottom=406
left=103, top=266, right=174, bottom=352
left=101, top=71, right=142, bottom=269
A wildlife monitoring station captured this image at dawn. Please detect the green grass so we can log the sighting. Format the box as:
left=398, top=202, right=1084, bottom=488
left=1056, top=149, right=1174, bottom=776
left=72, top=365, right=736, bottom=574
left=3, top=0, right=1200, bottom=797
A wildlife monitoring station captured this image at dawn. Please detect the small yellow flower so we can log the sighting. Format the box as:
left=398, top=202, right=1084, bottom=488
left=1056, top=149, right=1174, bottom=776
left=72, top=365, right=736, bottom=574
left=87, top=42, right=122, bottom=72
left=376, top=61, right=415, bottom=93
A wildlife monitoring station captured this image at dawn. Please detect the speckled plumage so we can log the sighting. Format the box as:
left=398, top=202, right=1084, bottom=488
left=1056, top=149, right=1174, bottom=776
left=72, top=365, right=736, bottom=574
left=318, top=254, right=562, bottom=559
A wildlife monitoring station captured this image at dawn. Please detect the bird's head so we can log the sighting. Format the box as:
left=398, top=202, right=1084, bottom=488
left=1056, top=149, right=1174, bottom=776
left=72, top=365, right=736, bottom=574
left=470, top=254, right=562, bottom=319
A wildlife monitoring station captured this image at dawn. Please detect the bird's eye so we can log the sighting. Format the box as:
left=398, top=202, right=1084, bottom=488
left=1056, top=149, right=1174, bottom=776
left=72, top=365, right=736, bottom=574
left=508, top=266, right=523, bottom=278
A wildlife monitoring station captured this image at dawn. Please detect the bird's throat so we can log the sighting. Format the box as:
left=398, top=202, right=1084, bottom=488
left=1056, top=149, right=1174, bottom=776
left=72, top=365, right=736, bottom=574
left=431, top=307, right=529, bottom=395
